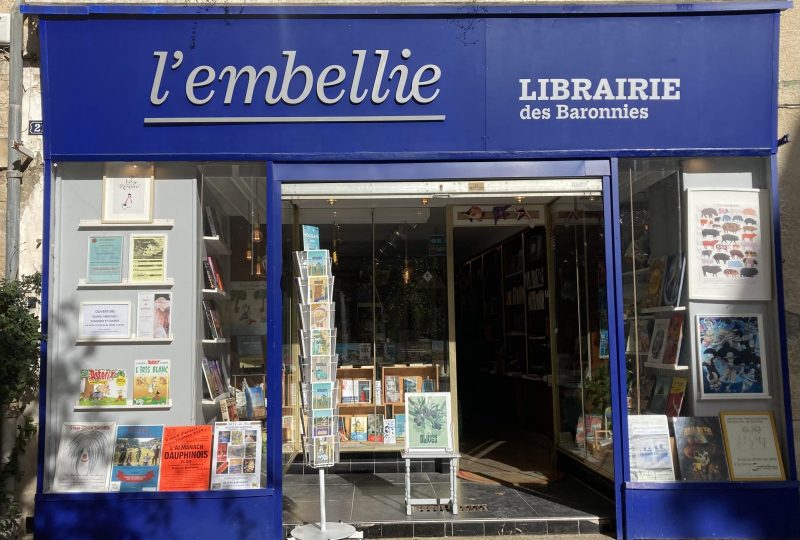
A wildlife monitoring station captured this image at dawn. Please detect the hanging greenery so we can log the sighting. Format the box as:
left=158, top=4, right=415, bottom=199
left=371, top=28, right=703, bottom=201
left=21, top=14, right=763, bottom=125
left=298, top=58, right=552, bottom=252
left=0, top=273, right=42, bottom=539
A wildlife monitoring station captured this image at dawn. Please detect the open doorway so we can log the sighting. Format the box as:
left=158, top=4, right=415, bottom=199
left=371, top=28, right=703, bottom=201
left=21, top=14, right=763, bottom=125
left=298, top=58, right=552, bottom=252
left=281, top=178, right=615, bottom=532
left=453, top=196, right=614, bottom=493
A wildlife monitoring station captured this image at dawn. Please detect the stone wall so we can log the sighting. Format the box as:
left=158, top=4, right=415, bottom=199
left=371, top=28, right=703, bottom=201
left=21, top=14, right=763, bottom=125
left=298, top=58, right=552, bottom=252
left=778, top=5, right=800, bottom=476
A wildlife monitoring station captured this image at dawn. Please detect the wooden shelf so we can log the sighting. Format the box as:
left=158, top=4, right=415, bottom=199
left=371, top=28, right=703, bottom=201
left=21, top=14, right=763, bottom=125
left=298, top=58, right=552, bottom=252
left=78, top=219, right=174, bottom=230
left=78, top=278, right=173, bottom=289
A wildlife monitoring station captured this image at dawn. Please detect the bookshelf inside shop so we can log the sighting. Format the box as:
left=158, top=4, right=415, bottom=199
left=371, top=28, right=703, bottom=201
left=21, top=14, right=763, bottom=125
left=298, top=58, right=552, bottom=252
left=460, top=226, right=551, bottom=379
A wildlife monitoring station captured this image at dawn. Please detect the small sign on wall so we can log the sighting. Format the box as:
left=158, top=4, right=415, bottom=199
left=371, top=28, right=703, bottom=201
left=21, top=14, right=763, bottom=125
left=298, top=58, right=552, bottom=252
left=28, top=121, right=43, bottom=135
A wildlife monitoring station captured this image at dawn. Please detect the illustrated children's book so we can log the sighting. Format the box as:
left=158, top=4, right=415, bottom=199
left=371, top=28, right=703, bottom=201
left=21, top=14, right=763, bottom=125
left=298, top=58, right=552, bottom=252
left=340, top=379, right=357, bottom=404
left=672, top=416, right=730, bottom=481
left=109, top=424, right=164, bottom=492
left=648, top=318, right=671, bottom=363
left=367, top=414, right=384, bottom=443
left=53, top=422, right=116, bottom=492
left=78, top=368, right=128, bottom=407
left=665, top=377, right=688, bottom=417
left=350, top=416, right=368, bottom=442
left=395, top=414, right=406, bottom=439
left=659, top=314, right=684, bottom=366
left=384, top=375, right=402, bottom=404
left=646, top=375, right=672, bottom=415
left=133, top=359, right=170, bottom=405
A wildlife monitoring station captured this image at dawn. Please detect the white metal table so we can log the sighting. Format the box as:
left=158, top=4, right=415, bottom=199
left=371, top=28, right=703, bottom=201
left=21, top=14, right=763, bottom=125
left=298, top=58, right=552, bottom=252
left=400, top=450, right=461, bottom=516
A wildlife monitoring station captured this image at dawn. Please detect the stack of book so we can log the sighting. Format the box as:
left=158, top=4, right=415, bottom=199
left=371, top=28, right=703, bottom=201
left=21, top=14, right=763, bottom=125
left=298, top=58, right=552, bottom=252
left=295, top=248, right=340, bottom=467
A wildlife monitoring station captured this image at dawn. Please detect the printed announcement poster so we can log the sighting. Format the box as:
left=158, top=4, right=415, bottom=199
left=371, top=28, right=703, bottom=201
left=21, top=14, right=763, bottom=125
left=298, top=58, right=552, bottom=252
left=159, top=425, right=213, bottom=491
left=211, top=421, right=262, bottom=490
left=110, top=425, right=164, bottom=492
left=53, top=422, right=116, bottom=492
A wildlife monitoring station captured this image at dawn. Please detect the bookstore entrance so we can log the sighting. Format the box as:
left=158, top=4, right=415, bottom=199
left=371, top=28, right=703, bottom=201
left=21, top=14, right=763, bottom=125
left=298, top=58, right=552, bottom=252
left=281, top=173, right=616, bottom=531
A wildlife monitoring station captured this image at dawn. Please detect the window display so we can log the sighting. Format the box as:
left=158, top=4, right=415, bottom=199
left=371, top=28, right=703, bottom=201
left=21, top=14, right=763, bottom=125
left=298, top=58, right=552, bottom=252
left=619, top=157, right=787, bottom=485
left=45, top=162, right=270, bottom=495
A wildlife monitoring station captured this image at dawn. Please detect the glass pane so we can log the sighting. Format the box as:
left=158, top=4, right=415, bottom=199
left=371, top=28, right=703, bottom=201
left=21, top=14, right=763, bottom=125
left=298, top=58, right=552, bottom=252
left=553, top=197, right=613, bottom=478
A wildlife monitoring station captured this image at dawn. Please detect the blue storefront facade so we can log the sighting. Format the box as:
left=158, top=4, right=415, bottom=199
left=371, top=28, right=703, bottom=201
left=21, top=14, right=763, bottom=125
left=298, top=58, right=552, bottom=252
left=27, top=3, right=799, bottom=539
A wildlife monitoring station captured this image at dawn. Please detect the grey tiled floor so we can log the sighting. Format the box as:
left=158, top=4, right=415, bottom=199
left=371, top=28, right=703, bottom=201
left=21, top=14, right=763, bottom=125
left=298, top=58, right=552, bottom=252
left=283, top=471, right=614, bottom=533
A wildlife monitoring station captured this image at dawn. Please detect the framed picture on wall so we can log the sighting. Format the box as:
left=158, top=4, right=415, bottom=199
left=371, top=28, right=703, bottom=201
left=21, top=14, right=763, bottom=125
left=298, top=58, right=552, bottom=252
left=696, top=314, right=768, bottom=400
left=685, top=188, right=771, bottom=301
left=101, top=166, right=154, bottom=224
left=720, top=411, right=785, bottom=481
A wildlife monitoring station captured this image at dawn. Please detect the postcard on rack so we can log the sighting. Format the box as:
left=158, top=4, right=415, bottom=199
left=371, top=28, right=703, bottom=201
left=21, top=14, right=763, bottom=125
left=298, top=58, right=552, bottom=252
left=211, top=421, right=262, bottom=490
left=53, top=422, right=116, bottom=492
left=311, top=328, right=333, bottom=355
left=109, top=425, right=164, bottom=492
left=313, top=435, right=336, bottom=467
left=133, top=359, right=170, bottom=406
left=136, top=292, right=172, bottom=339
left=302, top=225, right=320, bottom=251
left=310, top=357, right=332, bottom=383
left=310, top=302, right=332, bottom=329
left=311, top=381, right=334, bottom=410
left=312, top=409, right=334, bottom=437
left=308, top=276, right=330, bottom=303
left=78, top=368, right=128, bottom=406
left=159, top=425, right=213, bottom=491
left=129, top=234, right=167, bottom=282
left=306, top=250, right=329, bottom=277
left=86, top=235, right=124, bottom=284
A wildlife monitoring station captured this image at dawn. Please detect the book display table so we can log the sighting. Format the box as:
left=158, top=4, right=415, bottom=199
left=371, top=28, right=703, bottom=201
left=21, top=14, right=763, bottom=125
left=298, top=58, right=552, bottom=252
left=401, top=450, right=461, bottom=516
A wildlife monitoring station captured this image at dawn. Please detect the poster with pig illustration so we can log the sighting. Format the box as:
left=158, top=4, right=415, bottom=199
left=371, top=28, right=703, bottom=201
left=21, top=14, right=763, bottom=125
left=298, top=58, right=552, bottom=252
left=686, top=189, right=771, bottom=301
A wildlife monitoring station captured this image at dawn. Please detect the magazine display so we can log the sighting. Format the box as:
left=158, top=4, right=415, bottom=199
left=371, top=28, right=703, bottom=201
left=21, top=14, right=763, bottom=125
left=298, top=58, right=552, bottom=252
left=211, top=421, right=262, bottom=490
left=627, top=415, right=674, bottom=481
left=159, top=425, right=213, bottom=491
left=294, top=245, right=341, bottom=467
left=110, top=425, right=164, bottom=492
left=53, top=422, right=116, bottom=492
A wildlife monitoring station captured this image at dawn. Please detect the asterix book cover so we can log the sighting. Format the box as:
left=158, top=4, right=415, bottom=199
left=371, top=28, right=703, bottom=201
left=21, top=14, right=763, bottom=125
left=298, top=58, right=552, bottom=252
left=78, top=368, right=128, bottom=406
left=133, top=359, right=170, bottom=405
left=53, top=422, right=116, bottom=492
left=109, top=425, right=164, bottom=492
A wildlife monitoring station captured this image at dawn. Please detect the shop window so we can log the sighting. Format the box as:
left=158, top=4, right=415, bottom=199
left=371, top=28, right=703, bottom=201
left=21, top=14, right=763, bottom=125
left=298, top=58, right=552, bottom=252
left=620, top=157, right=789, bottom=483
left=551, top=197, right=614, bottom=478
left=44, top=162, right=273, bottom=494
